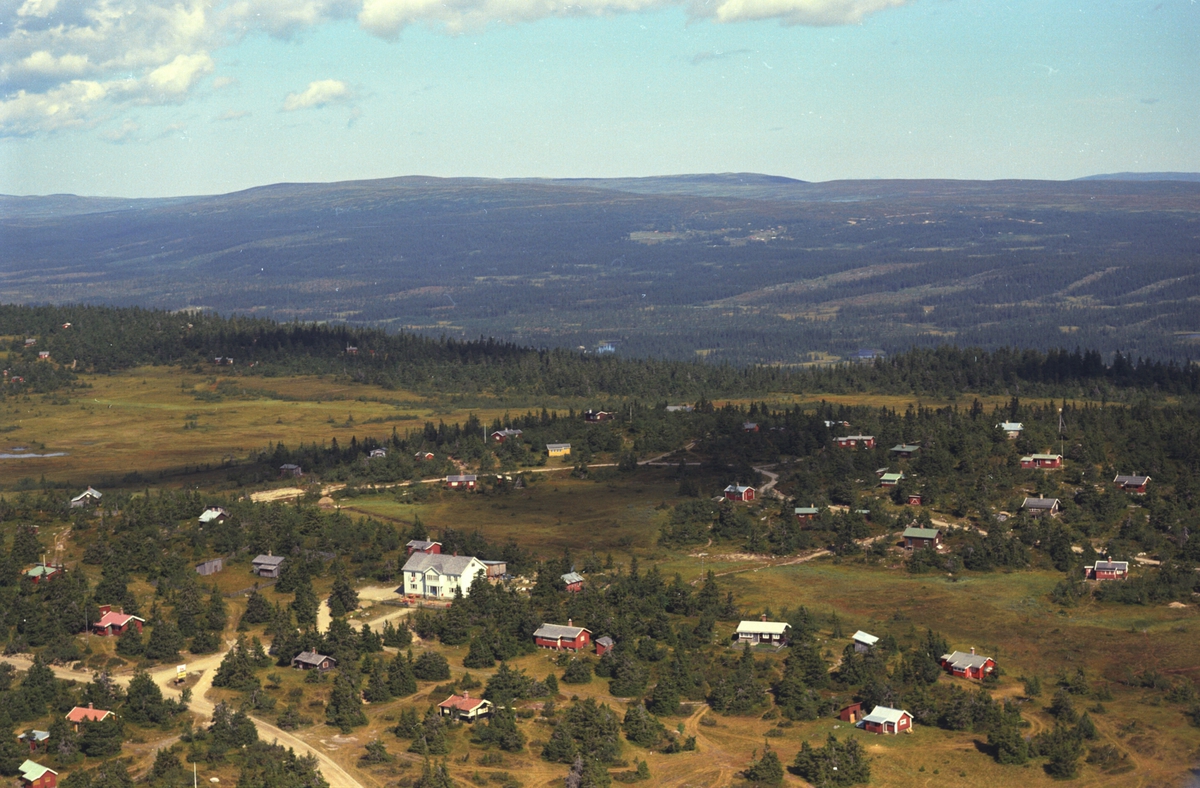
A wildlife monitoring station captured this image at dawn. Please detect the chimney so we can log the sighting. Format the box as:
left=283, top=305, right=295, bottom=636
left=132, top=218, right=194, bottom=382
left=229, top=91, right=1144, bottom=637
left=568, top=618, right=573, bottom=628
left=463, top=691, right=469, bottom=699
left=970, top=647, right=975, bottom=655
left=761, top=613, right=767, bottom=622
left=88, top=702, right=93, bottom=709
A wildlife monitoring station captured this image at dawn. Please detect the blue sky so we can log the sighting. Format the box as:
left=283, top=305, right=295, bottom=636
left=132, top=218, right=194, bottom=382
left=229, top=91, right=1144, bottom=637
left=0, top=0, right=1196, bottom=197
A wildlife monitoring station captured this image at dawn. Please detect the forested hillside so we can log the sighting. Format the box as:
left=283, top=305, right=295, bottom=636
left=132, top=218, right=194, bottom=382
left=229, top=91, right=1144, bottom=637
left=3, top=304, right=1199, bottom=402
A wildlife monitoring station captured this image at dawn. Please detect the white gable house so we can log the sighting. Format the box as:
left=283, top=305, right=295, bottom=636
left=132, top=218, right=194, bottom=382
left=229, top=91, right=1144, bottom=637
left=401, top=553, right=487, bottom=599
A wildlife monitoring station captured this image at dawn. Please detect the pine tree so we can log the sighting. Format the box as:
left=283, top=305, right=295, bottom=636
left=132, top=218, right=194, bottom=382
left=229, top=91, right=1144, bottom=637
left=240, top=589, right=274, bottom=626
left=463, top=636, right=495, bottom=668
left=144, top=621, right=184, bottom=661
left=328, top=566, right=359, bottom=616
left=326, top=670, right=368, bottom=733
left=744, top=744, right=784, bottom=785
left=362, top=655, right=391, bottom=704
left=388, top=651, right=418, bottom=698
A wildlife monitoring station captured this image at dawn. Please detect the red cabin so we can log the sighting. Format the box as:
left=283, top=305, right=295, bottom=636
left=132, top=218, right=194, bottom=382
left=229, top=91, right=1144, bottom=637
left=406, top=540, right=442, bottom=555
left=446, top=475, right=477, bottom=490
left=907, top=493, right=922, bottom=506
left=939, top=649, right=995, bottom=680
left=1020, top=454, right=1062, bottom=469
left=533, top=620, right=591, bottom=651
left=862, top=706, right=912, bottom=735
left=1085, top=560, right=1129, bottom=580
left=724, top=484, right=755, bottom=502
left=1113, top=475, right=1149, bottom=494
left=595, top=636, right=615, bottom=656
left=561, top=572, right=584, bottom=593
left=836, top=435, right=876, bottom=450
left=93, top=607, right=144, bottom=637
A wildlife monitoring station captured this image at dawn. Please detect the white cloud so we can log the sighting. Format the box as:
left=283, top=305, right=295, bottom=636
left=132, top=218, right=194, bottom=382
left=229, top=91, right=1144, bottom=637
left=212, top=76, right=238, bottom=90
left=217, top=109, right=251, bottom=121
left=103, top=118, right=140, bottom=142
left=145, top=53, right=215, bottom=98
left=0, top=0, right=911, bottom=135
left=283, top=79, right=352, bottom=111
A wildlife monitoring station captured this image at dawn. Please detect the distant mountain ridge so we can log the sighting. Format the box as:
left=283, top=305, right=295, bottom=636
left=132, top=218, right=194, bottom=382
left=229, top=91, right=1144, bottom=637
left=1075, top=172, right=1200, bottom=182
left=2, top=174, right=1198, bottom=365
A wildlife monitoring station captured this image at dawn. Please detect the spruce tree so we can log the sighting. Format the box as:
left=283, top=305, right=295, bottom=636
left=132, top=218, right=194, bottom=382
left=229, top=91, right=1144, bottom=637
left=388, top=651, right=419, bottom=698
left=326, top=670, right=368, bottom=733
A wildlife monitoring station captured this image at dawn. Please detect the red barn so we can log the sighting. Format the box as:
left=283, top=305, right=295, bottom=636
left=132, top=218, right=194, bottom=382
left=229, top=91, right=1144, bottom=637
left=533, top=621, right=591, bottom=651
left=93, top=607, right=144, bottom=637
left=862, top=706, right=913, bottom=735
left=939, top=649, right=995, bottom=680
left=724, top=483, right=755, bottom=502
left=1113, top=475, right=1149, bottom=493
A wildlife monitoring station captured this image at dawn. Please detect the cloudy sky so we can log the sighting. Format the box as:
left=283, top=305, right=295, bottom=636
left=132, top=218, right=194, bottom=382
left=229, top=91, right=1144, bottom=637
left=0, top=0, right=1196, bottom=197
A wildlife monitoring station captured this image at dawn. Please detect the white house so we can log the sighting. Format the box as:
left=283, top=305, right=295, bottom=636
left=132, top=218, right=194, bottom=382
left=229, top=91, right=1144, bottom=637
left=734, top=618, right=790, bottom=646
left=401, top=553, right=487, bottom=599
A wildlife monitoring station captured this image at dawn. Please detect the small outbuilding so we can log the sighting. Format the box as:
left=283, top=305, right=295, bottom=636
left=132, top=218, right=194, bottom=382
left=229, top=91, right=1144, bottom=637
left=862, top=706, right=913, bottom=735
left=852, top=631, right=879, bottom=654
left=415, top=451, right=435, bottom=461
left=481, top=560, right=507, bottom=578
left=17, top=731, right=49, bottom=752
left=23, top=564, right=60, bottom=584
left=546, top=443, right=572, bottom=458
left=368, top=448, right=387, bottom=459
left=794, top=506, right=819, bottom=521
left=195, top=558, right=224, bottom=576
left=595, top=636, right=615, bottom=656
left=279, top=463, right=303, bottom=477
left=838, top=702, right=864, bottom=723
left=561, top=572, right=584, bottom=593
left=879, top=472, right=904, bottom=488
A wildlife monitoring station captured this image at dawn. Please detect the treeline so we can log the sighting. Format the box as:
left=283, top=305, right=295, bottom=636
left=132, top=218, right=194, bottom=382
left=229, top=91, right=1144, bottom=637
left=4, top=304, right=1200, bottom=401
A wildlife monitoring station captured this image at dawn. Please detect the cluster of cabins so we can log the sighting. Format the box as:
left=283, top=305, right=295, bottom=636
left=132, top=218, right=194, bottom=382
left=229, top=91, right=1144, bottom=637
left=15, top=705, right=122, bottom=787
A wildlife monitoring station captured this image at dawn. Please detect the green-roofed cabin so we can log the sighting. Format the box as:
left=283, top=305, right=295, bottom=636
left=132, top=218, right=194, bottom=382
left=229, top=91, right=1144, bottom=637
left=879, top=472, right=905, bottom=487
left=903, top=526, right=941, bottom=550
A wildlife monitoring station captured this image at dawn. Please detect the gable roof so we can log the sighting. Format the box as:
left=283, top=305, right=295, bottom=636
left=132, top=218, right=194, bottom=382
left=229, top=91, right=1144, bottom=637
left=890, top=444, right=920, bottom=453
left=879, top=472, right=905, bottom=484
left=406, top=540, right=441, bottom=551
left=66, top=705, right=112, bottom=724
left=402, top=553, right=483, bottom=577
left=852, top=630, right=879, bottom=646
left=596, top=636, right=615, bottom=647
left=997, top=422, right=1023, bottom=431
left=251, top=554, right=286, bottom=567
left=1030, top=453, right=1062, bottom=461
left=735, top=620, right=789, bottom=635
left=24, top=565, right=58, bottom=579
left=546, top=443, right=571, bottom=451
left=17, top=731, right=49, bottom=743
left=96, top=611, right=144, bottom=629
left=438, top=693, right=490, bottom=712
left=561, top=572, right=584, bottom=585
left=941, top=650, right=993, bottom=669
left=534, top=623, right=590, bottom=640
left=861, top=706, right=910, bottom=725
left=446, top=474, right=477, bottom=483
left=1093, top=560, right=1129, bottom=572
left=903, top=526, right=940, bottom=540
left=1114, top=475, right=1150, bottom=486
left=71, top=487, right=102, bottom=503
left=18, top=761, right=56, bottom=781
left=293, top=650, right=335, bottom=666
left=199, top=507, right=228, bottom=522
left=725, top=483, right=754, bottom=494
left=794, top=507, right=820, bottom=515
left=1021, top=497, right=1060, bottom=509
